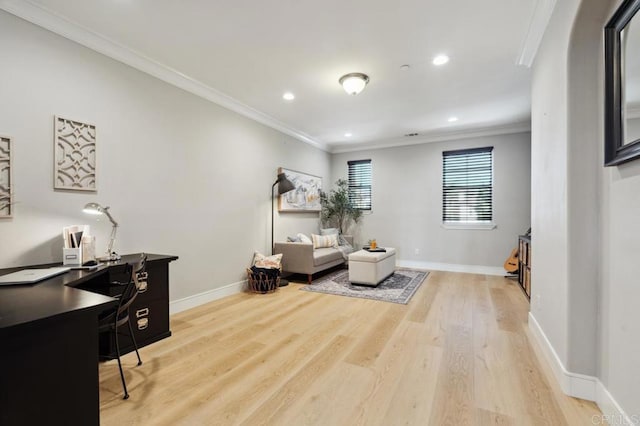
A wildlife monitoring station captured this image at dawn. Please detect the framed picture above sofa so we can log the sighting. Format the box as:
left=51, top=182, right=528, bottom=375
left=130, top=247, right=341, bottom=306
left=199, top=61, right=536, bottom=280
left=278, top=168, right=322, bottom=212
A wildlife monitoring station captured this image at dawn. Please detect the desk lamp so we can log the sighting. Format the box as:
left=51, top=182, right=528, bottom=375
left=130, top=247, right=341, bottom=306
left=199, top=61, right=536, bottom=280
left=272, top=172, right=295, bottom=286
left=83, top=202, right=121, bottom=261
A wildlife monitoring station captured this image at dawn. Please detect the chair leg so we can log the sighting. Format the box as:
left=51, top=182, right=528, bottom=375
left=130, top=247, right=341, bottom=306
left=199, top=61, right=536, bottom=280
left=114, top=329, right=129, bottom=400
left=127, top=319, right=143, bottom=366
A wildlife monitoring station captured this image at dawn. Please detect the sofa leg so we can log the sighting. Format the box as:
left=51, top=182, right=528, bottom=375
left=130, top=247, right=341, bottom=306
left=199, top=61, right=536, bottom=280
left=307, top=274, right=312, bottom=284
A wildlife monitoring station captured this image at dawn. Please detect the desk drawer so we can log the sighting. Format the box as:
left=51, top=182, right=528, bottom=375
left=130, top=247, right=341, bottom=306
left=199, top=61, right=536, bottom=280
left=137, top=261, right=169, bottom=302
left=131, top=298, right=169, bottom=344
left=99, top=298, right=170, bottom=359
left=101, top=261, right=169, bottom=302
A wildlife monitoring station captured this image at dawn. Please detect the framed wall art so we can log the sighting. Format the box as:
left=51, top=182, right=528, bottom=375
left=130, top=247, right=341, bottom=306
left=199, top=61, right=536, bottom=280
left=54, top=115, right=96, bottom=191
left=605, top=0, right=640, bottom=165
left=278, top=167, right=322, bottom=212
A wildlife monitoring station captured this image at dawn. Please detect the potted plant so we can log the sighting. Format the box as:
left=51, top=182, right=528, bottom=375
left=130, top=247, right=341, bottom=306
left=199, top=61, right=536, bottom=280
left=320, top=179, right=363, bottom=234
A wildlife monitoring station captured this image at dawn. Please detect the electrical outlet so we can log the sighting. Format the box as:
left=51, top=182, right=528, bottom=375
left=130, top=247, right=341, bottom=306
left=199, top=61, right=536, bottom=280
left=414, top=248, right=420, bottom=255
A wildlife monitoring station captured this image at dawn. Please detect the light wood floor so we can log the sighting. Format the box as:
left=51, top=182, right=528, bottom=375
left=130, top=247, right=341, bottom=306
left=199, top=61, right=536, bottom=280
left=99, top=270, right=600, bottom=425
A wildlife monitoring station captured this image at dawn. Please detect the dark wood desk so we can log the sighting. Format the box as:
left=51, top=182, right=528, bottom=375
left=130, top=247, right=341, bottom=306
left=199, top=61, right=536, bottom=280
left=0, top=253, right=178, bottom=426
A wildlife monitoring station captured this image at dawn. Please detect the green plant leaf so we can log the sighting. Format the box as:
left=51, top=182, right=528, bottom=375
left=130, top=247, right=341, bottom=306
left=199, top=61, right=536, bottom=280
left=320, top=179, right=363, bottom=234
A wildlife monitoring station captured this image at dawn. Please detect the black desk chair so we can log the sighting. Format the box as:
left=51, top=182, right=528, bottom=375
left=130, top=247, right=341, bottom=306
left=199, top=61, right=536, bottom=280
left=98, top=254, right=146, bottom=400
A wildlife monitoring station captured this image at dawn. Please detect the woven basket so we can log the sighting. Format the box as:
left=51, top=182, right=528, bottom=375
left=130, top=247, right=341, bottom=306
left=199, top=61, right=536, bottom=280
left=246, top=268, right=280, bottom=294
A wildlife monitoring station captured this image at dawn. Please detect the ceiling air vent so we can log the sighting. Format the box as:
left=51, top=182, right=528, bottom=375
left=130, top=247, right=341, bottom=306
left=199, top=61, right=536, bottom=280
left=404, top=133, right=419, bottom=137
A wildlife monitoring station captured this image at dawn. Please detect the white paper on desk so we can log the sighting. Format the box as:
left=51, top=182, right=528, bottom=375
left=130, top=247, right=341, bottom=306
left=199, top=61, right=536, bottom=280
left=63, top=225, right=90, bottom=249
left=81, top=235, right=95, bottom=264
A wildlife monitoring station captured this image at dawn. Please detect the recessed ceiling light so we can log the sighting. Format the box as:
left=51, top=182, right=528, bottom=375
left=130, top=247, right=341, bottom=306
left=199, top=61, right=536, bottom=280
left=432, top=55, right=449, bottom=66
left=448, top=116, right=458, bottom=122
left=400, top=64, right=411, bottom=71
left=344, top=132, right=352, bottom=138
left=282, top=92, right=295, bottom=101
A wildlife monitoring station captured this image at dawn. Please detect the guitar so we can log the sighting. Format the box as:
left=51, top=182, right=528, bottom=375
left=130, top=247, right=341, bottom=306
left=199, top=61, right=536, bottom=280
left=504, top=248, right=519, bottom=273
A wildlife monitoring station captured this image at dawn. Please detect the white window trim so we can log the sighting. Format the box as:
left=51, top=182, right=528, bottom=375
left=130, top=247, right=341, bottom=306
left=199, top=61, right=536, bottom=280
left=441, top=147, right=495, bottom=229
left=348, top=159, right=372, bottom=211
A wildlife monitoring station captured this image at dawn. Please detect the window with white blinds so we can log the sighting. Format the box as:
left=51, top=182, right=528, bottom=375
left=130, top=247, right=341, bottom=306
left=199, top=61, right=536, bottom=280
left=348, top=159, right=372, bottom=211
left=442, top=147, right=493, bottom=223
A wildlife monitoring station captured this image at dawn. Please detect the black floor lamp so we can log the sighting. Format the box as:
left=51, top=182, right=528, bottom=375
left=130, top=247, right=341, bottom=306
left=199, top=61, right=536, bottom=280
left=272, top=172, right=295, bottom=286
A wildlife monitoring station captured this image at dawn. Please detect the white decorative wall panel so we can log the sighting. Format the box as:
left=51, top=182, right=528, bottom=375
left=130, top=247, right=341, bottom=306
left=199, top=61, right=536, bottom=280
left=0, top=135, right=12, bottom=218
left=54, top=116, right=96, bottom=191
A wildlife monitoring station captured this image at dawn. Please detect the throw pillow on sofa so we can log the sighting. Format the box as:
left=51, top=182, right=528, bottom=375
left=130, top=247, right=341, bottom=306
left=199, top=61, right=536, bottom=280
left=320, top=228, right=339, bottom=236
left=311, top=233, right=338, bottom=249
left=321, top=228, right=350, bottom=246
left=252, top=252, right=283, bottom=270
left=297, top=233, right=312, bottom=244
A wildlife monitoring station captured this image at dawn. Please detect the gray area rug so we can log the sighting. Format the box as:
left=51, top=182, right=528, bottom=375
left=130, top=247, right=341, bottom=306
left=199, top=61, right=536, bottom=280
left=300, top=268, right=429, bottom=304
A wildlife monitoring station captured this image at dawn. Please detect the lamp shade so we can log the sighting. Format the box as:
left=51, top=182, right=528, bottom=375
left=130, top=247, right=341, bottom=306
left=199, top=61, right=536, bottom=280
left=339, top=73, right=370, bottom=95
left=83, top=202, right=118, bottom=227
left=276, top=173, right=295, bottom=195
left=83, top=202, right=105, bottom=215
left=82, top=202, right=120, bottom=261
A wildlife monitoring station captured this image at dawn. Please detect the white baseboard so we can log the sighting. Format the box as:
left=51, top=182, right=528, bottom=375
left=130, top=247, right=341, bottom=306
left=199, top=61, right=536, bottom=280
left=528, top=312, right=597, bottom=400
left=396, top=259, right=505, bottom=276
left=167, top=273, right=635, bottom=424
left=169, top=279, right=246, bottom=315
left=597, top=380, right=636, bottom=426
left=528, top=312, right=634, bottom=424
left=168, top=260, right=503, bottom=315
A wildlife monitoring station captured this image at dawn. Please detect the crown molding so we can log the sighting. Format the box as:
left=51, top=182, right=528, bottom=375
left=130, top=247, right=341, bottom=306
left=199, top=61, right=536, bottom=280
left=516, top=0, right=557, bottom=67
left=329, top=121, right=531, bottom=154
left=0, top=0, right=327, bottom=151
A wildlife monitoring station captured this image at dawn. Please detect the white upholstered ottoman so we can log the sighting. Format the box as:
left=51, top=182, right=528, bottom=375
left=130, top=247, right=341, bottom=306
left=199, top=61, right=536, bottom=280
left=348, top=248, right=396, bottom=286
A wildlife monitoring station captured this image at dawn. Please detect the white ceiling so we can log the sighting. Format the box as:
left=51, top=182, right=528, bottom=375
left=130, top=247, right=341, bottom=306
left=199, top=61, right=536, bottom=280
left=9, top=0, right=538, bottom=151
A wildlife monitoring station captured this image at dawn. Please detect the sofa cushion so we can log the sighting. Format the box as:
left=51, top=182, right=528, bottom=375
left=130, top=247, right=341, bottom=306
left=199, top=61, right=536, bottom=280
left=313, top=248, right=343, bottom=266
left=338, top=235, right=352, bottom=247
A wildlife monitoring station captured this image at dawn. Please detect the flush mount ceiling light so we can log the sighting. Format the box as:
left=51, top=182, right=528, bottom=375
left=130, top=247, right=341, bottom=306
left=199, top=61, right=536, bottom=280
left=344, top=132, right=353, bottom=137
left=339, top=73, right=370, bottom=95
left=432, top=55, right=450, bottom=66
left=282, top=92, right=295, bottom=101
left=448, top=116, right=458, bottom=122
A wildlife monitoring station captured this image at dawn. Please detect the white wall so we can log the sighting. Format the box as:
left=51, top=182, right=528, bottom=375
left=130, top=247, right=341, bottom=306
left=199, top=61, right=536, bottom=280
left=566, top=0, right=614, bottom=377
left=0, top=11, right=329, bottom=300
left=530, top=0, right=579, bottom=371
left=601, top=160, right=640, bottom=417
left=532, top=0, right=640, bottom=418
left=330, top=132, right=531, bottom=271
left=599, top=0, right=640, bottom=417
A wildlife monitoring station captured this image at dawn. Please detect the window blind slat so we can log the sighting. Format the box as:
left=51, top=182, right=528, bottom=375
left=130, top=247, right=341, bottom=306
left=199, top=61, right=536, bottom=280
left=348, top=159, right=372, bottom=211
left=442, top=147, right=493, bottom=223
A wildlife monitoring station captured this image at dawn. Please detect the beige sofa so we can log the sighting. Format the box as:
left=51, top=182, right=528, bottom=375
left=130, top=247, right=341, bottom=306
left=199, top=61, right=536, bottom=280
left=274, top=235, right=353, bottom=283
